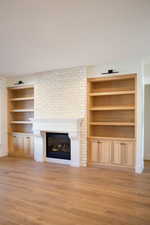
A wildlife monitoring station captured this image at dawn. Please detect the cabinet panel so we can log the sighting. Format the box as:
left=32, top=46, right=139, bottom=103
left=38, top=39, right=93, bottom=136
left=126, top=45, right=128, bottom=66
left=112, top=142, right=121, bottom=164
left=89, top=140, right=112, bottom=165
left=10, top=134, right=33, bottom=158
left=99, top=141, right=112, bottom=164
left=112, top=141, right=134, bottom=167
left=90, top=141, right=99, bottom=163
left=12, top=135, right=24, bottom=156
left=122, top=142, right=134, bottom=166
left=24, top=136, right=34, bottom=157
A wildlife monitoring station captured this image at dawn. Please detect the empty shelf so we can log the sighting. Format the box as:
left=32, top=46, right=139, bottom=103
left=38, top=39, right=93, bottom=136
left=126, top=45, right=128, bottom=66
left=88, top=136, right=135, bottom=141
left=89, top=90, right=135, bottom=96
left=11, top=121, right=33, bottom=124
left=89, top=106, right=135, bottom=111
left=10, top=97, right=34, bottom=101
left=89, top=122, right=135, bottom=126
left=10, top=109, right=34, bottom=112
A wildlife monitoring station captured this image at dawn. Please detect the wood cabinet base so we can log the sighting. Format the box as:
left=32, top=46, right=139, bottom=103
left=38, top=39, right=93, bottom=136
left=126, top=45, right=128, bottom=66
left=88, top=162, right=135, bottom=172
left=88, top=139, right=135, bottom=171
left=8, top=133, right=34, bottom=158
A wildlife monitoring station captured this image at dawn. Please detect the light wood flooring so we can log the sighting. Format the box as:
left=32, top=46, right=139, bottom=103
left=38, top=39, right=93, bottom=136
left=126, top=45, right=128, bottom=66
left=0, top=157, right=150, bottom=225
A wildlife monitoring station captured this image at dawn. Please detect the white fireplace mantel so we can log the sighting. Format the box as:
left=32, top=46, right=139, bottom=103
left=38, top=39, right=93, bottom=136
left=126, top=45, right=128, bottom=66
left=33, top=118, right=83, bottom=167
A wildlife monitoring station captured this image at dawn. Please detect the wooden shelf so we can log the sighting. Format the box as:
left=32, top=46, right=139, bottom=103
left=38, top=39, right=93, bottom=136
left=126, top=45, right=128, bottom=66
left=89, top=122, right=135, bottom=126
left=88, top=136, right=135, bottom=141
left=10, top=109, right=34, bottom=112
left=10, top=97, right=34, bottom=101
left=11, top=121, right=32, bottom=124
left=9, top=132, right=33, bottom=136
left=89, top=106, right=135, bottom=111
left=89, top=90, right=135, bottom=96
left=88, top=74, right=136, bottom=82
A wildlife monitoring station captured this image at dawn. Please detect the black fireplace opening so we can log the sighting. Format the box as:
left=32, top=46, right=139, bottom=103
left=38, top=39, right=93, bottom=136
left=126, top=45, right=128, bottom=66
left=46, top=132, right=71, bottom=160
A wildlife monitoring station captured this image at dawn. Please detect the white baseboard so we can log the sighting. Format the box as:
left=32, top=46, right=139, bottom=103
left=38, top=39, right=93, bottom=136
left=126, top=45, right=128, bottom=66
left=45, top=157, right=81, bottom=167
left=135, top=161, right=144, bottom=174
left=45, top=157, right=71, bottom=165
left=0, top=152, right=8, bottom=157
left=144, top=154, right=150, bottom=160
left=135, top=166, right=144, bottom=174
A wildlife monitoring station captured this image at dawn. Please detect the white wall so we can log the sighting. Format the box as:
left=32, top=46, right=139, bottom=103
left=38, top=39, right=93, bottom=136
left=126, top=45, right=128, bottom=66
left=136, top=66, right=144, bottom=173
left=144, top=85, right=150, bottom=160
left=0, top=0, right=150, bottom=75
left=143, top=62, right=150, bottom=160
left=0, top=79, right=8, bottom=157
left=144, top=64, right=150, bottom=84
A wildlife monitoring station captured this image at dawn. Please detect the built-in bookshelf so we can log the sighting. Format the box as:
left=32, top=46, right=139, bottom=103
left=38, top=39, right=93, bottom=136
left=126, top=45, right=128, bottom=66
left=8, top=85, right=34, bottom=158
left=87, top=74, right=136, bottom=170
left=8, top=85, right=34, bottom=134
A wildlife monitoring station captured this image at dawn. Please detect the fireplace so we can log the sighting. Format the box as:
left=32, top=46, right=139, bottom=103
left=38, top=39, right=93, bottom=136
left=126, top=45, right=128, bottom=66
left=46, top=132, right=71, bottom=160
left=33, top=118, right=82, bottom=166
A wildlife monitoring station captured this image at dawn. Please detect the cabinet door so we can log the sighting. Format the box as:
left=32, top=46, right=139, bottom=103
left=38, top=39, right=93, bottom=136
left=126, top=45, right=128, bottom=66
left=121, top=142, right=135, bottom=167
left=24, top=136, right=34, bottom=158
left=12, top=135, right=24, bottom=156
left=90, top=140, right=99, bottom=163
left=98, top=141, right=112, bottom=164
left=90, top=140, right=112, bottom=165
left=112, top=141, right=121, bottom=164
left=112, top=141, right=135, bottom=167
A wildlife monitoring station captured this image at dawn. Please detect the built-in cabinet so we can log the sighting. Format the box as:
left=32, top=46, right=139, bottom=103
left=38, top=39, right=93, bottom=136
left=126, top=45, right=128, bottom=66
left=88, top=74, right=136, bottom=171
left=90, top=140, right=112, bottom=165
left=9, top=133, right=33, bottom=158
left=89, top=139, right=134, bottom=168
left=8, top=85, right=34, bottom=158
left=112, top=141, right=134, bottom=166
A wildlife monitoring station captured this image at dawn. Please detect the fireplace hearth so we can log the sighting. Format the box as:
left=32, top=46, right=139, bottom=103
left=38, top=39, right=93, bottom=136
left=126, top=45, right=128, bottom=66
left=46, top=132, right=71, bottom=160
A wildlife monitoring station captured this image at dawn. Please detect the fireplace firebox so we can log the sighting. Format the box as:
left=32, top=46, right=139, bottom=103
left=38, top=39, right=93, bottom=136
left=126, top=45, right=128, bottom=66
left=46, top=133, right=71, bottom=160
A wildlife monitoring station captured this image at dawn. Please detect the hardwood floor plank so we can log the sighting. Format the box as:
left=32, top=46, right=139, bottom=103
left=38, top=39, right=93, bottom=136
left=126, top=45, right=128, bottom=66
left=0, top=157, right=150, bottom=225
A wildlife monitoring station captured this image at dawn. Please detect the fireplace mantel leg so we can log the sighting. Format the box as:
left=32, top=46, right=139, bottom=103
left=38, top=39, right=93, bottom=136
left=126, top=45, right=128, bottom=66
left=34, top=135, right=44, bottom=162
left=69, top=132, right=80, bottom=167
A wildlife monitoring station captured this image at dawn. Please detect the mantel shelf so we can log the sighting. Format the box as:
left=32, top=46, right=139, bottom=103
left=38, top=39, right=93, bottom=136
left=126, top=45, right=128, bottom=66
left=89, top=122, right=135, bottom=126
left=10, top=97, right=34, bottom=101
left=89, top=106, right=135, bottom=111
left=89, top=90, right=135, bottom=96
